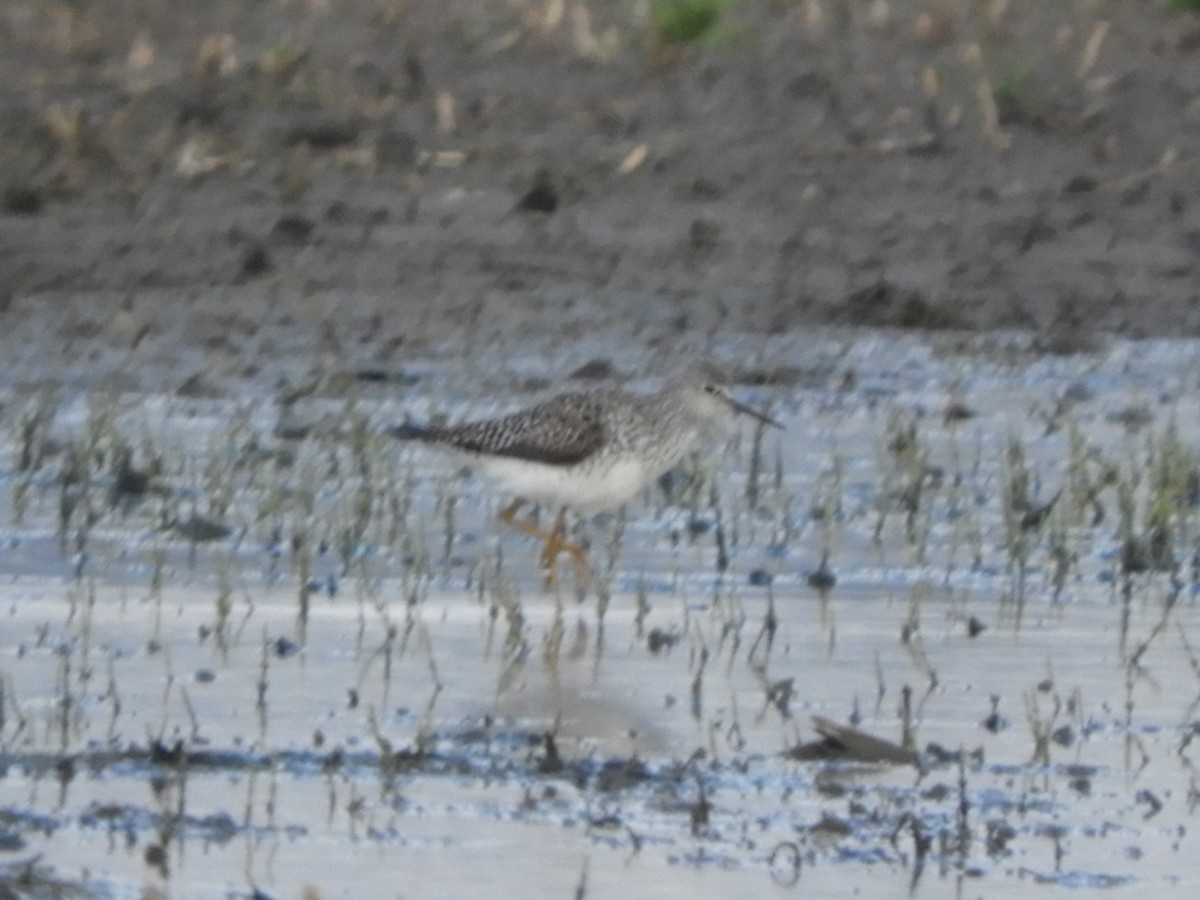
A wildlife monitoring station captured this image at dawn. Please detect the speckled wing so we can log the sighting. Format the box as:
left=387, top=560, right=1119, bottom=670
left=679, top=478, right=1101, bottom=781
left=393, top=392, right=606, bottom=466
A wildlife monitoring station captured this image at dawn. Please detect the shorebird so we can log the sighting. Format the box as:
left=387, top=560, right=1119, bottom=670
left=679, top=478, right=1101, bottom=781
left=390, top=360, right=781, bottom=584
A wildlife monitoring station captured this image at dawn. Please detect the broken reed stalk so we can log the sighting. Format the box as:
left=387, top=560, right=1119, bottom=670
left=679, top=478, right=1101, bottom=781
left=257, top=626, right=270, bottom=738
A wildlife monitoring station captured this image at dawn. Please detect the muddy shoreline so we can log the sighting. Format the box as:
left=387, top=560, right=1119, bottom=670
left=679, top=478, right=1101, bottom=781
left=3, top=0, right=1200, bottom=380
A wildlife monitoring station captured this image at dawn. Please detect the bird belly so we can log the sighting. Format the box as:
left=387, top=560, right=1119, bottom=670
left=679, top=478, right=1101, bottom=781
left=470, top=455, right=650, bottom=513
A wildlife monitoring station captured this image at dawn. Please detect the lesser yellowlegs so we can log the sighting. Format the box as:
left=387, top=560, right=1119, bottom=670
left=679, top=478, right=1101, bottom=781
left=390, top=360, right=781, bottom=583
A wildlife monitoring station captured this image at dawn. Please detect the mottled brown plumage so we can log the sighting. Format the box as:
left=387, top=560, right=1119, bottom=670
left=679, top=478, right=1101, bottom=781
left=395, top=392, right=606, bottom=466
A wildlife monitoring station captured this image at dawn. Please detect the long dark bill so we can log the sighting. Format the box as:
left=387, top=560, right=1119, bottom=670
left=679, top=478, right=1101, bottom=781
left=728, top=396, right=783, bottom=429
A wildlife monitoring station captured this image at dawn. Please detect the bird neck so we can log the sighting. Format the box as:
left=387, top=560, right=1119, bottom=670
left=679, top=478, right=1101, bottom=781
left=644, top=383, right=707, bottom=437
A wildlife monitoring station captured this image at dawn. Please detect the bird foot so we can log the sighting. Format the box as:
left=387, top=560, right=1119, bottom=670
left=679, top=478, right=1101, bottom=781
left=499, top=500, right=591, bottom=590
left=538, top=529, right=591, bottom=589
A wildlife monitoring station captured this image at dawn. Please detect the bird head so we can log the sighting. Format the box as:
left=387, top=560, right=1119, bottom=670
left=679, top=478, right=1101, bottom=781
left=679, top=360, right=782, bottom=429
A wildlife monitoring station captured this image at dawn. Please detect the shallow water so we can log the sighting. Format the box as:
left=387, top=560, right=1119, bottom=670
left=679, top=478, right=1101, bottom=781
left=3, top=331, right=1200, bottom=897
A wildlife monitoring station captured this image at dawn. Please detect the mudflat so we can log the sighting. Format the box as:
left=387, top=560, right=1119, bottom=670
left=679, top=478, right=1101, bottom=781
left=2, top=0, right=1200, bottom=385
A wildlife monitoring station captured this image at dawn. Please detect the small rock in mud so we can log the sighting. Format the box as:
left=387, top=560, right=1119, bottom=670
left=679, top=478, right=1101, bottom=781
left=568, top=358, right=616, bottom=380
left=1063, top=173, right=1099, bottom=194
left=284, top=116, right=363, bottom=150
left=238, top=242, right=272, bottom=279
left=271, top=214, right=314, bottom=245
left=2, top=185, right=42, bottom=215
left=517, top=169, right=559, bottom=214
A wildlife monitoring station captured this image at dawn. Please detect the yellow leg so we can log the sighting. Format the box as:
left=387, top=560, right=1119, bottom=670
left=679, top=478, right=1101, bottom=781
left=498, top=498, right=542, bottom=539
left=498, top=501, right=590, bottom=587
left=539, top=507, right=591, bottom=587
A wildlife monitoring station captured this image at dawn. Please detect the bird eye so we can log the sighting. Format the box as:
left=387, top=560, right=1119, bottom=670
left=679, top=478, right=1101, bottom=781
left=704, top=384, right=719, bottom=394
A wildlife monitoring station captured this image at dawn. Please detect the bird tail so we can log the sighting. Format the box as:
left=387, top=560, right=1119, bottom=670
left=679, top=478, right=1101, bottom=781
left=386, top=421, right=432, bottom=441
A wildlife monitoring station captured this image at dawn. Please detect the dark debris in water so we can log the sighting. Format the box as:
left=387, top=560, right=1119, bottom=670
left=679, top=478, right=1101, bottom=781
left=805, top=554, right=837, bottom=591
left=0, top=724, right=1138, bottom=891
left=748, top=568, right=773, bottom=586
left=647, top=627, right=681, bottom=654
left=272, top=635, right=302, bottom=658
left=788, top=716, right=916, bottom=766
left=0, top=855, right=101, bottom=900
left=171, top=514, right=233, bottom=543
left=1024, top=869, right=1134, bottom=889
left=80, top=803, right=243, bottom=845
left=0, top=729, right=661, bottom=793
left=353, top=367, right=422, bottom=386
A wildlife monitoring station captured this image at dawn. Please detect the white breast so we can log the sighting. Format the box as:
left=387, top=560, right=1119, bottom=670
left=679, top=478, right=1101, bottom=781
left=470, top=455, right=651, bottom=513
